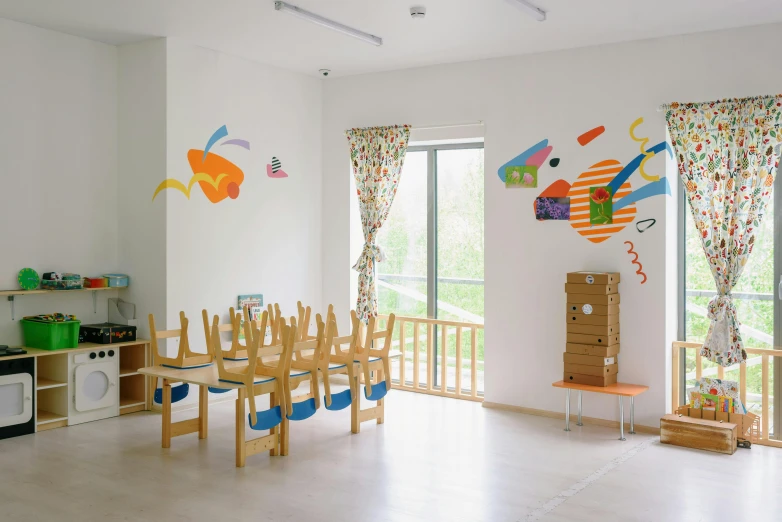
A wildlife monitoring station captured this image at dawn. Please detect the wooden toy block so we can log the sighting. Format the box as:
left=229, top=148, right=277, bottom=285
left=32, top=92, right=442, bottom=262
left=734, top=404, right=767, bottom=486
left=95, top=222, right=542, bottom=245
left=566, top=323, right=620, bottom=336
left=567, top=303, right=620, bottom=316
left=566, top=272, right=620, bottom=285
left=563, top=353, right=617, bottom=366
left=564, top=362, right=618, bottom=377
left=563, top=372, right=617, bottom=387
left=564, top=283, right=619, bottom=295
left=566, top=293, right=620, bottom=306
left=566, top=313, right=619, bottom=326
left=566, top=332, right=620, bottom=346
left=566, top=343, right=620, bottom=357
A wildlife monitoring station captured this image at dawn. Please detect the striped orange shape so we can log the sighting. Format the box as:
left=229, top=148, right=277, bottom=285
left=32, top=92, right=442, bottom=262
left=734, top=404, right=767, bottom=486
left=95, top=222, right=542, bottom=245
left=568, top=160, right=636, bottom=244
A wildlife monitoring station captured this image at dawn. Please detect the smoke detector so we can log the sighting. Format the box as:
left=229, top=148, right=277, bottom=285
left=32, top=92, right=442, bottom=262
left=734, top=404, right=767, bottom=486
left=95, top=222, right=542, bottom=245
left=410, top=6, right=426, bottom=19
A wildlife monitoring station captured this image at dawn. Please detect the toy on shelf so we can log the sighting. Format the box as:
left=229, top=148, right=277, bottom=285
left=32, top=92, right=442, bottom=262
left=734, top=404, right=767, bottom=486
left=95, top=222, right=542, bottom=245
left=41, top=272, right=83, bottom=290
left=17, top=268, right=40, bottom=291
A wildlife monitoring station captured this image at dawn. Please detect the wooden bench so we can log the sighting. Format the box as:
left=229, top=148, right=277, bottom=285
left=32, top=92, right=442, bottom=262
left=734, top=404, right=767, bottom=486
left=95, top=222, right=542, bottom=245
left=552, top=380, right=649, bottom=440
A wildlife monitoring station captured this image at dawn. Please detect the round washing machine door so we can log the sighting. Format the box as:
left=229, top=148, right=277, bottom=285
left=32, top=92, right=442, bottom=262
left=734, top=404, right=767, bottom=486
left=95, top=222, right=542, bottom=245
left=74, top=362, right=117, bottom=412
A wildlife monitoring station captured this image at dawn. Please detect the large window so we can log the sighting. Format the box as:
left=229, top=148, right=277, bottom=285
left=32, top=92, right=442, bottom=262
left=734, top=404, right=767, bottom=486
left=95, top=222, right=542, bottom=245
left=681, top=178, right=779, bottom=437
left=377, top=142, right=484, bottom=393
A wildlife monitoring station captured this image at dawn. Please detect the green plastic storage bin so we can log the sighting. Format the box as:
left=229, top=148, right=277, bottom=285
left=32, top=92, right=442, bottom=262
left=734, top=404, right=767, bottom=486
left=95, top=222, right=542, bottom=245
left=21, top=319, right=81, bottom=350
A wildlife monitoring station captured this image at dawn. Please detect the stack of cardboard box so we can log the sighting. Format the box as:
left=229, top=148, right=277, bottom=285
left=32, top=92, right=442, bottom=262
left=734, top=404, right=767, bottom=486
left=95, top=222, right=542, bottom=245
left=564, top=272, right=620, bottom=387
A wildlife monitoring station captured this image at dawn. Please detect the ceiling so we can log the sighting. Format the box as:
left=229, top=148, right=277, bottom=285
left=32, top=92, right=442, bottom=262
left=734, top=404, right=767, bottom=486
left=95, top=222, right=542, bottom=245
left=2, top=0, right=782, bottom=77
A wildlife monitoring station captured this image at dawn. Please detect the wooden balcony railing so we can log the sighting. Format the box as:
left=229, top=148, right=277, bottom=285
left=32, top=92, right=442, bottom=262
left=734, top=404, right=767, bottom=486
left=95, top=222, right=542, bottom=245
left=377, top=315, right=484, bottom=402
left=672, top=341, right=781, bottom=449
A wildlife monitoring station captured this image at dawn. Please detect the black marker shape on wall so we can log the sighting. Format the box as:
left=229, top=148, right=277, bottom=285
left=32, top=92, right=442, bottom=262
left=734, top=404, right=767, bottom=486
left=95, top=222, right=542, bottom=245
left=636, top=218, right=656, bottom=233
left=549, top=158, right=560, bottom=168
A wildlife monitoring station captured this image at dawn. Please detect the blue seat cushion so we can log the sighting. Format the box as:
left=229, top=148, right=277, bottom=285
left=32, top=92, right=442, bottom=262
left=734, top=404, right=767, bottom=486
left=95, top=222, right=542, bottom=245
left=290, top=370, right=310, bottom=377
left=287, top=397, right=317, bottom=421
left=364, top=380, right=389, bottom=401
left=208, top=386, right=231, bottom=394
left=154, top=383, right=190, bottom=404
left=219, top=376, right=275, bottom=386
left=328, top=363, right=347, bottom=370
left=248, top=405, right=283, bottom=431
left=324, top=389, right=352, bottom=411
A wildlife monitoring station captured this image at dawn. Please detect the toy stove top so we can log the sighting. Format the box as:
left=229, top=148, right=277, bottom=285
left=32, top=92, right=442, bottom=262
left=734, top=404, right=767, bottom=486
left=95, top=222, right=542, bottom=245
left=0, top=346, right=27, bottom=357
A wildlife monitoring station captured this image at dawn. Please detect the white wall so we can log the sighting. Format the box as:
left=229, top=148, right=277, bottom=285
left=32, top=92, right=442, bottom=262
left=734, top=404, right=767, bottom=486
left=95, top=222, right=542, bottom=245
left=322, top=23, right=782, bottom=427
left=0, top=18, right=118, bottom=344
left=164, top=39, right=323, bottom=350
left=118, top=39, right=168, bottom=340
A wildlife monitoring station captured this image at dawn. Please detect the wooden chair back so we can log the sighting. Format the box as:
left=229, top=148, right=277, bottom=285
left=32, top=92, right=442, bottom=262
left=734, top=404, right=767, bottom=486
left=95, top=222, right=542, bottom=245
left=201, top=307, right=248, bottom=361
left=149, top=311, right=213, bottom=368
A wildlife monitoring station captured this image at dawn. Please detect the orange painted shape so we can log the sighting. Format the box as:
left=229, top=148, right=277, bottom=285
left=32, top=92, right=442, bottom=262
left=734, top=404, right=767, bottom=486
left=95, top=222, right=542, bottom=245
left=187, top=149, right=245, bottom=203
left=568, top=160, right=636, bottom=238
left=577, top=126, right=606, bottom=146
left=533, top=179, right=572, bottom=216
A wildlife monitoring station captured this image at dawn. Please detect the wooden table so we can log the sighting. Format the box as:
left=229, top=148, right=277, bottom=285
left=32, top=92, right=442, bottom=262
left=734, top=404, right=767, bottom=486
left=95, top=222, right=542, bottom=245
left=552, top=380, right=649, bottom=440
left=139, top=354, right=402, bottom=467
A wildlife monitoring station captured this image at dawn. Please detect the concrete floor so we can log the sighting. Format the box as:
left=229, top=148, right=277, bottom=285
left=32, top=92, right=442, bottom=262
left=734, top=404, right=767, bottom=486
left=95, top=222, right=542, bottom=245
left=0, top=390, right=779, bottom=522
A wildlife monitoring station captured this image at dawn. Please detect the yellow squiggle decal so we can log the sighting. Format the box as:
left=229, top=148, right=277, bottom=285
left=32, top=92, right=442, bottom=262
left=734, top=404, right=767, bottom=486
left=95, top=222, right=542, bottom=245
left=628, top=117, right=660, bottom=182
left=152, top=173, right=228, bottom=201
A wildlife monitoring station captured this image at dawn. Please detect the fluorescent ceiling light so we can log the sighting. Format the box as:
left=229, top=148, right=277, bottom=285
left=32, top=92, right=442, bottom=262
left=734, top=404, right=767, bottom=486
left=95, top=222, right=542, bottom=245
left=274, top=1, right=383, bottom=46
left=511, top=0, right=546, bottom=22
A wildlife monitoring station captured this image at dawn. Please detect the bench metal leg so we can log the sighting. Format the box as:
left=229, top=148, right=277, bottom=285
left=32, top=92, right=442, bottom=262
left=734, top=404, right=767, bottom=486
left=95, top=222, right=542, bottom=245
left=564, top=389, right=571, bottom=432
left=577, top=390, right=583, bottom=426
left=629, top=396, right=636, bottom=434
left=618, top=396, right=626, bottom=441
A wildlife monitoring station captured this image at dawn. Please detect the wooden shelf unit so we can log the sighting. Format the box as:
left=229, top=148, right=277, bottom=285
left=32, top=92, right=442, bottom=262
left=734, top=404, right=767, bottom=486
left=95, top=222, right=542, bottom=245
left=1, top=340, right=153, bottom=433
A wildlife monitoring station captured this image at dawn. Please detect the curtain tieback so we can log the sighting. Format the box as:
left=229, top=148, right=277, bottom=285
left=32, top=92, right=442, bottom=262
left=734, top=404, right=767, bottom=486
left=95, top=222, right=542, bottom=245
left=706, top=294, right=735, bottom=321
left=352, top=242, right=386, bottom=272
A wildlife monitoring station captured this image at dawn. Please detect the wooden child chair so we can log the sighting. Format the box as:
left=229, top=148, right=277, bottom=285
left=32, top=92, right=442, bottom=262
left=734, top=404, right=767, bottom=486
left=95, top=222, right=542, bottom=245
left=202, top=307, right=249, bottom=361
left=356, top=314, right=396, bottom=402
left=149, top=311, right=214, bottom=404
left=319, top=310, right=362, bottom=412
left=202, top=308, right=251, bottom=394
left=285, top=314, right=329, bottom=422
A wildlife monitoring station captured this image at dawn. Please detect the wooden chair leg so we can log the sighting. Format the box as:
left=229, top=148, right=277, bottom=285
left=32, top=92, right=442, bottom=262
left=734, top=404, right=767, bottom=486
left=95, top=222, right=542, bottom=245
left=236, top=388, right=246, bottom=468
left=198, top=384, right=208, bottom=439
left=280, top=416, right=290, bottom=456
left=162, top=380, right=172, bottom=448
left=269, top=391, right=279, bottom=456
left=376, top=367, right=385, bottom=425
left=351, top=372, right=360, bottom=434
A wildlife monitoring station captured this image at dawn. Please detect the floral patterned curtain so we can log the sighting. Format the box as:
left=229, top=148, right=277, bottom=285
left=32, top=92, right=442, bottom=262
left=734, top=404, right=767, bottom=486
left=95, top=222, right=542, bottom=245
left=346, top=125, right=410, bottom=323
left=666, top=96, right=782, bottom=366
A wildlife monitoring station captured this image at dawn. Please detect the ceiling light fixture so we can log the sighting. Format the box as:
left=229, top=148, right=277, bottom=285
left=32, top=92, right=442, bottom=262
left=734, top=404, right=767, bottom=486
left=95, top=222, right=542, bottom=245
left=511, top=0, right=546, bottom=22
left=274, top=1, right=383, bottom=46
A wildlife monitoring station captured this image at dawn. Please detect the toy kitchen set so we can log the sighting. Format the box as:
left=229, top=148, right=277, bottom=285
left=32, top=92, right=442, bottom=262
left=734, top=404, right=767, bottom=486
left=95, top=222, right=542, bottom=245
left=0, top=270, right=152, bottom=441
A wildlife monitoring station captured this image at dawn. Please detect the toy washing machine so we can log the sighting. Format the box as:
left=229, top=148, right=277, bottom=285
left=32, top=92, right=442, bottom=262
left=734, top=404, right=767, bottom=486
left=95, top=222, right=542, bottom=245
left=0, top=357, right=35, bottom=440
left=69, top=349, right=119, bottom=425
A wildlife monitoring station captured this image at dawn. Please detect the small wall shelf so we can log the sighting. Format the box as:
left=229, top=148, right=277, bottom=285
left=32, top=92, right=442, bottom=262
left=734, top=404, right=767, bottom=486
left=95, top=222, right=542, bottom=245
left=2, top=286, right=125, bottom=319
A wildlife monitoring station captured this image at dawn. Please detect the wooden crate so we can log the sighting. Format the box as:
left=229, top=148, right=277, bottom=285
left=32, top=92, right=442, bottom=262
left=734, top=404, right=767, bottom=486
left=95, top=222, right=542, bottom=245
left=675, top=406, right=759, bottom=444
left=660, top=414, right=737, bottom=454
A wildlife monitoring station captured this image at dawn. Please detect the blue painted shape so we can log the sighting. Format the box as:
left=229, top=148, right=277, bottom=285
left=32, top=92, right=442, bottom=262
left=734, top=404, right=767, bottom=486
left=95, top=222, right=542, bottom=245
left=364, top=381, right=389, bottom=401
left=154, top=383, right=190, bottom=404
left=208, top=387, right=231, bottom=394
left=613, top=177, right=671, bottom=211
left=497, top=139, right=549, bottom=182
left=161, top=363, right=213, bottom=370
left=202, top=125, right=228, bottom=161
left=248, top=405, right=283, bottom=431
left=606, top=141, right=670, bottom=195
left=325, top=389, right=352, bottom=411
left=287, top=398, right=317, bottom=421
